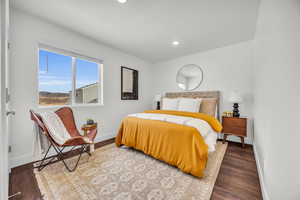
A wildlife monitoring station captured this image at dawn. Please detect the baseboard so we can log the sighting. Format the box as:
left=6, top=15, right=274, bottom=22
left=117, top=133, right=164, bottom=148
left=9, top=132, right=116, bottom=169
left=94, top=132, right=116, bottom=143
left=253, top=143, right=270, bottom=200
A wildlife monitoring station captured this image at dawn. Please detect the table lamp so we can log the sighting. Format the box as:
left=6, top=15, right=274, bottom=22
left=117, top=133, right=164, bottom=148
left=229, top=91, right=243, bottom=117
left=154, top=94, right=162, bottom=110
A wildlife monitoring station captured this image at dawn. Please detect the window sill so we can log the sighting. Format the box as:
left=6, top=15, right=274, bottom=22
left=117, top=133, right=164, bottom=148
left=37, top=103, right=104, bottom=110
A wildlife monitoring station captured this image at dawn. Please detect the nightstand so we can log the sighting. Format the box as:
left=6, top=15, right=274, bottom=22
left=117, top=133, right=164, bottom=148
left=81, top=123, right=97, bottom=136
left=222, top=116, right=247, bottom=147
left=81, top=123, right=97, bottom=152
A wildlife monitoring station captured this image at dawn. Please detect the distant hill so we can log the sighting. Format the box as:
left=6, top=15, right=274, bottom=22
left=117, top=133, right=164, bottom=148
left=39, top=91, right=69, bottom=97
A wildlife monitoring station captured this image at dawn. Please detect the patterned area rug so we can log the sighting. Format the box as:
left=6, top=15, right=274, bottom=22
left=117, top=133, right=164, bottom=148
left=35, top=142, right=227, bottom=200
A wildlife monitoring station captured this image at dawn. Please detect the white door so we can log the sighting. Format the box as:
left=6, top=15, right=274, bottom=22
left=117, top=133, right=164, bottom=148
left=0, top=0, right=11, bottom=199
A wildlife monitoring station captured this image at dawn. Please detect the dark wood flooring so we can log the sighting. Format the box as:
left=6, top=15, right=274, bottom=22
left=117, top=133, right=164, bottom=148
left=9, top=139, right=262, bottom=200
left=211, top=142, right=262, bottom=200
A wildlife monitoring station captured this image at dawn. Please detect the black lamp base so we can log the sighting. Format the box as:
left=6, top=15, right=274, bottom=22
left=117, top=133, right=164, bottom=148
left=233, top=103, right=240, bottom=117
left=156, top=101, right=161, bottom=110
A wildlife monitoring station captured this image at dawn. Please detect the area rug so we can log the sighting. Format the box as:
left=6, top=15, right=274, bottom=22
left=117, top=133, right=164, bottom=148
left=35, top=142, right=227, bottom=200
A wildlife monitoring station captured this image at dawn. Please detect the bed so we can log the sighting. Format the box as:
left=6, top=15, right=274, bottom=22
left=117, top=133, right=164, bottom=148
left=115, top=91, right=222, bottom=178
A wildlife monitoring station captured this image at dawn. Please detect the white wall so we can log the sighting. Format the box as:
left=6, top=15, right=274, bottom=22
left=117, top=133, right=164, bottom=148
left=9, top=9, right=153, bottom=167
left=253, top=0, right=300, bottom=199
left=152, top=41, right=254, bottom=144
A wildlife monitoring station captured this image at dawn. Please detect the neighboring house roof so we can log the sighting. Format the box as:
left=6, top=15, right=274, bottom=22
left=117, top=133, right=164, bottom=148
left=77, top=82, right=98, bottom=90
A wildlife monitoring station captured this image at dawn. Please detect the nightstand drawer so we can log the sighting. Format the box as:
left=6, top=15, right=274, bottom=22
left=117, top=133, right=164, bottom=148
left=222, top=117, right=246, bottom=129
left=222, top=126, right=247, bottom=136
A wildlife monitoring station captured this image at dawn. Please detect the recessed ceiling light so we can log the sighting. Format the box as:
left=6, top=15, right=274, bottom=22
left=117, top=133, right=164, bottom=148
left=172, top=41, right=180, bottom=46
left=118, top=0, right=127, bottom=3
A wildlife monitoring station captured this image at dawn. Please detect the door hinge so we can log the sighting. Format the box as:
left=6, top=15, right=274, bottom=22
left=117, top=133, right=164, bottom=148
left=8, top=145, right=12, bottom=153
left=6, top=88, right=10, bottom=103
left=8, top=42, right=11, bottom=50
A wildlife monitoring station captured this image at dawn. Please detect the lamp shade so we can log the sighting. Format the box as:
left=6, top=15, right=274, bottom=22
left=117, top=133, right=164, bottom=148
left=154, top=94, right=162, bottom=102
left=229, top=91, right=243, bottom=103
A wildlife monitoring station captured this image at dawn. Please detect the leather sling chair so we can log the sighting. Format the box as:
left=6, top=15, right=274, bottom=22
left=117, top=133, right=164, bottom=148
left=30, top=107, right=97, bottom=172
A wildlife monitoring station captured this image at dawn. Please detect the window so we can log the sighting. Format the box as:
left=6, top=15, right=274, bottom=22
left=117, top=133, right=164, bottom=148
left=38, top=45, right=103, bottom=107
left=75, top=59, right=99, bottom=104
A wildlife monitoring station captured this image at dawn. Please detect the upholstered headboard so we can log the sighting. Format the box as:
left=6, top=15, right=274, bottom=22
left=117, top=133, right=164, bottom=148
left=165, top=91, right=221, bottom=120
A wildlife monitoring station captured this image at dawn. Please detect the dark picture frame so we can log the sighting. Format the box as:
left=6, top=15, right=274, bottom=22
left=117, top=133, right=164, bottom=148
left=121, top=66, right=138, bottom=100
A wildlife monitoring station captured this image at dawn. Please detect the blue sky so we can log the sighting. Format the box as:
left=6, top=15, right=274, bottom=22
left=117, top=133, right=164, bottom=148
left=39, top=50, right=99, bottom=93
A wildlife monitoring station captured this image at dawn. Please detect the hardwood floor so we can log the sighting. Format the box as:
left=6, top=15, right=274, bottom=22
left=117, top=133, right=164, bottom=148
left=9, top=139, right=262, bottom=200
left=212, top=142, right=262, bottom=200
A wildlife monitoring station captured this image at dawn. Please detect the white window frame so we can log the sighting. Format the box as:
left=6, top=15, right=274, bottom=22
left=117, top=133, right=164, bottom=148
left=37, top=44, right=104, bottom=108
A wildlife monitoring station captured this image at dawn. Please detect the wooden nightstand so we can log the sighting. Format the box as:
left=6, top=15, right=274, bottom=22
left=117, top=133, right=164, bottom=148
left=81, top=123, right=97, bottom=152
left=222, top=116, right=247, bottom=147
left=81, top=123, right=97, bottom=136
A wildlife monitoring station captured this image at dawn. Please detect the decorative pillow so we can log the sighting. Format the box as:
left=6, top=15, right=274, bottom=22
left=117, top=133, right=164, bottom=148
left=177, top=98, right=202, bottom=113
left=162, top=98, right=179, bottom=110
left=199, top=98, right=218, bottom=116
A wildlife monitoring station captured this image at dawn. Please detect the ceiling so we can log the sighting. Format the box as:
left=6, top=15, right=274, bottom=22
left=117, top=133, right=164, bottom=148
left=11, top=0, right=260, bottom=62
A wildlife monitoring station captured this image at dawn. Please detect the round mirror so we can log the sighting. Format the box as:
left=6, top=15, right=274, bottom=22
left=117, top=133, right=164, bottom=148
left=176, top=64, right=203, bottom=91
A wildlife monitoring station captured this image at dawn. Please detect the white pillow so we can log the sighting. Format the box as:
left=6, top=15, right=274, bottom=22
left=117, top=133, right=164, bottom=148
left=162, top=98, right=179, bottom=110
left=178, top=98, right=202, bottom=113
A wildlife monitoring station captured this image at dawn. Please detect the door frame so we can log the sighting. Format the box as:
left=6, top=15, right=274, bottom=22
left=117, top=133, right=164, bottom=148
left=0, top=0, right=9, bottom=199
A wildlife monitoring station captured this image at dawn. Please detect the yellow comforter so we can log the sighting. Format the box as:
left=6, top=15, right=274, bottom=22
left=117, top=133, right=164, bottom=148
left=115, top=110, right=222, bottom=177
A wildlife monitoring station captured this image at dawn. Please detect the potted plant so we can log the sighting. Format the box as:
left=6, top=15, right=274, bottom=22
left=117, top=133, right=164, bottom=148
left=86, top=118, right=95, bottom=125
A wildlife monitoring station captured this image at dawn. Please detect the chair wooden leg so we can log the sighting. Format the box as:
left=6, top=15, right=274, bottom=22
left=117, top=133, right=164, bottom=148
left=240, top=136, right=245, bottom=148
left=223, top=134, right=228, bottom=144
